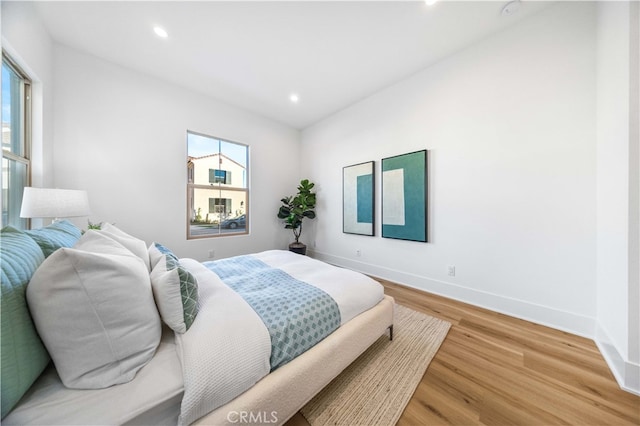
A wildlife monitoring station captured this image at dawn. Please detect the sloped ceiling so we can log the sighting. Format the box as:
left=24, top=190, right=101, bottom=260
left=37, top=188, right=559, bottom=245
left=34, top=1, right=555, bottom=129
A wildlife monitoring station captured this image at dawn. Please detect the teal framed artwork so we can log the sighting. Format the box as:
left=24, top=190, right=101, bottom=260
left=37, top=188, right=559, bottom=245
left=382, top=150, right=427, bottom=242
left=343, top=161, right=375, bottom=236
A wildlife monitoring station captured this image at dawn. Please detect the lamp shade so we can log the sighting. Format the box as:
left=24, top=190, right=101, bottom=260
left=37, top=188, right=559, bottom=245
left=20, top=188, right=91, bottom=219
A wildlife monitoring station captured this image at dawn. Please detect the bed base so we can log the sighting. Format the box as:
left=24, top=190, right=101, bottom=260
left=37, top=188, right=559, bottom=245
left=193, top=295, right=395, bottom=426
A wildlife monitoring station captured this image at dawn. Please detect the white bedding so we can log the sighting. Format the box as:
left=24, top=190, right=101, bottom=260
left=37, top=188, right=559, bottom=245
left=3, top=327, right=184, bottom=425
left=177, top=250, right=384, bottom=425
left=176, top=258, right=272, bottom=426
left=5, top=250, right=385, bottom=426
left=252, top=250, right=384, bottom=325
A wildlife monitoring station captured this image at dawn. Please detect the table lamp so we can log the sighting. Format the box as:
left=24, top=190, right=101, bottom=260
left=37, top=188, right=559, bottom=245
left=20, top=187, right=91, bottom=222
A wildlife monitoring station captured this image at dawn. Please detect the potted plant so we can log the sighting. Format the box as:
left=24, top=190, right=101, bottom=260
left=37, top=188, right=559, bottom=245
left=277, top=179, right=316, bottom=255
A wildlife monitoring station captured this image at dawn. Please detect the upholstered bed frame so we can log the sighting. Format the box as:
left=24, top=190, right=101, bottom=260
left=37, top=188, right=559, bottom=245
left=190, top=295, right=394, bottom=426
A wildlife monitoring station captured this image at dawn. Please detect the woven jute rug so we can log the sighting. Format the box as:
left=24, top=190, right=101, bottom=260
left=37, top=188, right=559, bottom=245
left=300, top=304, right=451, bottom=426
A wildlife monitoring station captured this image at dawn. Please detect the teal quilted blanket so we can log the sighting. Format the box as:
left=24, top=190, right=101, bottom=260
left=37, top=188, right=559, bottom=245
left=205, top=255, right=341, bottom=370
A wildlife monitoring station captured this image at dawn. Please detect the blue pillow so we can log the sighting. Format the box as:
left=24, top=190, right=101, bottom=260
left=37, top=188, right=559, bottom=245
left=0, top=226, right=50, bottom=418
left=148, top=242, right=178, bottom=270
left=25, top=220, right=82, bottom=258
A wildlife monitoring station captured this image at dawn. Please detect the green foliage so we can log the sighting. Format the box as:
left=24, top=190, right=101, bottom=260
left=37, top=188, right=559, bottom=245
left=277, top=179, right=317, bottom=243
left=87, top=220, right=102, bottom=230
left=82, top=220, right=103, bottom=234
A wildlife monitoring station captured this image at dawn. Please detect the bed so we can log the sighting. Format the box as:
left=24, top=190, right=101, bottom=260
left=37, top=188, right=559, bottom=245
left=0, top=221, right=394, bottom=425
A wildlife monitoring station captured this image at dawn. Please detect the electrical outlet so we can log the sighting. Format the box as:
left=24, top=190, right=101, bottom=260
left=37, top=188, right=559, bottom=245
left=447, top=265, right=456, bottom=277
left=356, top=249, right=362, bottom=257
left=208, top=249, right=215, bottom=259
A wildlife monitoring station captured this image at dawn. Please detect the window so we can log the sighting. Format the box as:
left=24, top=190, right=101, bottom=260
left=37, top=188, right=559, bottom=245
left=187, top=131, right=248, bottom=238
left=209, top=169, right=232, bottom=185
left=209, top=198, right=231, bottom=214
left=2, top=53, right=31, bottom=229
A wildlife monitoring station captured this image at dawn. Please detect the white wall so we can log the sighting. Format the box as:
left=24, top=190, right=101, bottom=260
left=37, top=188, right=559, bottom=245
left=4, top=0, right=637, bottom=394
left=52, top=45, right=300, bottom=260
left=596, top=0, right=640, bottom=395
left=301, top=2, right=598, bottom=337
left=1, top=1, right=55, bottom=228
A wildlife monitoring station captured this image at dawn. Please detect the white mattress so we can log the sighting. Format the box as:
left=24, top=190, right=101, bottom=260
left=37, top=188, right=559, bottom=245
left=3, top=326, right=184, bottom=426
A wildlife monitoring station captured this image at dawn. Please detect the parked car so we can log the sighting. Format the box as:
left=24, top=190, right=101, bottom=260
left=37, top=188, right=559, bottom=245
left=220, top=214, right=246, bottom=229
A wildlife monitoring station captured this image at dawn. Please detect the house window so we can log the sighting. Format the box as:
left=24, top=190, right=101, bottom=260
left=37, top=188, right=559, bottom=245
left=187, top=131, right=248, bottom=239
left=209, top=169, right=232, bottom=185
left=209, top=198, right=231, bottom=214
left=1, top=53, right=31, bottom=229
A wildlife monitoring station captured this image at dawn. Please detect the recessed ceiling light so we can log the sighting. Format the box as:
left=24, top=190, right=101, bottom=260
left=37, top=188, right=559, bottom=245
left=290, top=94, right=299, bottom=103
left=153, top=26, right=168, bottom=38
left=425, top=0, right=438, bottom=6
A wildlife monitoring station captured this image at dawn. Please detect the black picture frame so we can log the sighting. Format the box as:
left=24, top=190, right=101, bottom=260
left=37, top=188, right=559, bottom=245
left=381, top=150, right=427, bottom=242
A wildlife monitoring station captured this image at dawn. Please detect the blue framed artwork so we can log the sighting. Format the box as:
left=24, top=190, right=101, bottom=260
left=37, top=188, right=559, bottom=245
left=382, top=150, right=427, bottom=242
left=343, top=161, right=375, bottom=236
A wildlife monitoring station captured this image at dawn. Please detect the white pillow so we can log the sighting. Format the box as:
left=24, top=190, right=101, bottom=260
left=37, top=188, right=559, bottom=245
left=99, top=222, right=151, bottom=271
left=26, top=231, right=161, bottom=389
left=150, top=255, right=199, bottom=333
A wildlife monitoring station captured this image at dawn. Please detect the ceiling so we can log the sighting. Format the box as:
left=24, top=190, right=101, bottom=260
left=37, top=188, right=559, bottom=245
left=33, top=1, right=555, bottom=129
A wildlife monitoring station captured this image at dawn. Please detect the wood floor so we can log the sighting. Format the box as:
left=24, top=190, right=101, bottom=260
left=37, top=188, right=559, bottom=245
left=288, top=278, right=639, bottom=426
left=381, top=279, right=639, bottom=425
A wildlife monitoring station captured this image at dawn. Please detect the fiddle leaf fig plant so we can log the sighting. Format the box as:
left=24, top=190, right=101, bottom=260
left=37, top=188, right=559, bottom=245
left=277, top=179, right=316, bottom=245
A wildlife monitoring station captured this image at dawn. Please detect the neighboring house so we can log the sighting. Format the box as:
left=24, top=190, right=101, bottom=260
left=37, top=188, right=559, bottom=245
left=187, top=153, right=246, bottom=224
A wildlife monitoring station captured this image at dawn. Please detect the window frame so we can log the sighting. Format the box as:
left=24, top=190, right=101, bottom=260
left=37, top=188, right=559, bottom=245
left=2, top=52, right=32, bottom=229
left=186, top=131, right=249, bottom=240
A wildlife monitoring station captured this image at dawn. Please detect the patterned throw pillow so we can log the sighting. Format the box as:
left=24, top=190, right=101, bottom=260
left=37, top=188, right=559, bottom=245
left=148, top=242, right=177, bottom=270
left=150, top=254, right=199, bottom=333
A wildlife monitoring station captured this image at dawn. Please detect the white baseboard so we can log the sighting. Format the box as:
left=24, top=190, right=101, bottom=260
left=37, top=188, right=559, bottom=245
left=309, top=250, right=596, bottom=339
left=596, top=325, right=640, bottom=396
left=309, top=249, right=640, bottom=396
